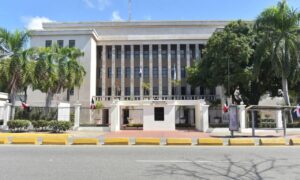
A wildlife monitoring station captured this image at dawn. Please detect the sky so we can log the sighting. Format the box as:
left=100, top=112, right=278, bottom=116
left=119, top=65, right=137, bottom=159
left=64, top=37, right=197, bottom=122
left=0, top=0, right=299, bottom=31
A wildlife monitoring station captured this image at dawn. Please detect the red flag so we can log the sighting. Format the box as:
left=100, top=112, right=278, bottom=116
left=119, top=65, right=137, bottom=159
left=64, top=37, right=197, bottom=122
left=223, top=103, right=229, bottom=113
left=90, top=98, right=96, bottom=109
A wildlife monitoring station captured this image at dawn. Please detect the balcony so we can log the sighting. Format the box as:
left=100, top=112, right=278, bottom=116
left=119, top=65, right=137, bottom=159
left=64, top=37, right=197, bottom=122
left=94, top=95, right=219, bottom=101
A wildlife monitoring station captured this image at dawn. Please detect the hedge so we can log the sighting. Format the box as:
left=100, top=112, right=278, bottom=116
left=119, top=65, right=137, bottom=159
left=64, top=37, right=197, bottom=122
left=31, top=120, right=49, bottom=131
left=48, top=120, right=72, bottom=133
left=7, top=120, right=31, bottom=132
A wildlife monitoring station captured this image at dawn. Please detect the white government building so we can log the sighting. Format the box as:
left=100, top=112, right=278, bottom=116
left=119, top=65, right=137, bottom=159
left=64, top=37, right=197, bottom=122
left=27, top=21, right=229, bottom=131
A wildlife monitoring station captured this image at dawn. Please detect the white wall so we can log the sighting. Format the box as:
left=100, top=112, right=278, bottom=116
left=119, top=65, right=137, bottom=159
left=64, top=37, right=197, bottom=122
left=28, top=34, right=96, bottom=107
left=143, top=105, right=175, bottom=131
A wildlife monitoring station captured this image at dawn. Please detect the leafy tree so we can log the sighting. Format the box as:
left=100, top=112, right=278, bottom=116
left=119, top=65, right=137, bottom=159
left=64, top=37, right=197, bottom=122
left=254, top=0, right=300, bottom=107
left=187, top=20, right=281, bottom=105
left=32, top=44, right=86, bottom=109
left=0, top=28, right=32, bottom=109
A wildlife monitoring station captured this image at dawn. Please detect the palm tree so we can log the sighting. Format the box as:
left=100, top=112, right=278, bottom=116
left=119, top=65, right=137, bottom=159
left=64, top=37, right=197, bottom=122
left=32, top=45, right=85, bottom=109
left=0, top=28, right=31, bottom=114
left=254, top=0, right=300, bottom=114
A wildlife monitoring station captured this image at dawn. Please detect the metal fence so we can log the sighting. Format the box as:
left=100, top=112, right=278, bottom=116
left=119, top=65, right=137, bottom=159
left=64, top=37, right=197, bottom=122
left=209, top=106, right=229, bottom=127
left=11, top=106, right=75, bottom=123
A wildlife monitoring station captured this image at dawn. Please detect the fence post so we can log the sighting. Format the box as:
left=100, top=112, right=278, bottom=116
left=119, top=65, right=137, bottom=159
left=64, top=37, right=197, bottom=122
left=238, top=105, right=246, bottom=133
left=199, top=104, right=209, bottom=132
left=3, top=102, right=11, bottom=130
left=73, top=104, right=81, bottom=130
left=275, top=110, right=283, bottom=128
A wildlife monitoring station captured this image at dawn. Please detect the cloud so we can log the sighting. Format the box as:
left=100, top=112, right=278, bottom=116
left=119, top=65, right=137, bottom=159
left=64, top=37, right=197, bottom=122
left=21, top=16, right=55, bottom=30
left=145, top=15, right=152, bottom=21
left=83, top=0, right=94, bottom=8
left=82, top=0, right=111, bottom=11
left=111, top=11, right=123, bottom=21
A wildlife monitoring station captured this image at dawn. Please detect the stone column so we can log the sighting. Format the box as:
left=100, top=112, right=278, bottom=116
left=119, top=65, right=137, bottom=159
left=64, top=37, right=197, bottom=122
left=195, top=44, right=200, bottom=95
left=3, top=102, right=11, bottom=130
left=101, top=45, right=106, bottom=96
left=73, top=103, right=81, bottom=130
left=276, top=110, right=283, bottom=128
left=238, top=105, right=246, bottom=132
left=167, top=44, right=172, bottom=97
left=111, top=45, right=116, bottom=97
left=121, top=45, right=125, bottom=99
left=139, top=45, right=144, bottom=100
left=195, top=103, right=209, bottom=132
left=158, top=44, right=162, bottom=99
left=130, top=45, right=134, bottom=99
left=110, top=101, right=120, bottom=131
left=186, top=44, right=191, bottom=95
left=149, top=44, right=153, bottom=99
left=176, top=44, right=181, bottom=95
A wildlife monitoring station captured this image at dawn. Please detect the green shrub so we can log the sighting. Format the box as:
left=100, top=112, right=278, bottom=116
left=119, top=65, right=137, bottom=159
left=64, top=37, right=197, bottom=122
left=7, top=120, right=31, bottom=132
left=49, top=120, right=72, bottom=133
left=31, top=120, right=49, bottom=131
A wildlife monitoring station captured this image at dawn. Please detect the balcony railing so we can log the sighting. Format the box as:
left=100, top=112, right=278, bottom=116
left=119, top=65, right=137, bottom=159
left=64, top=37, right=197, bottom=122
left=94, top=95, right=219, bottom=101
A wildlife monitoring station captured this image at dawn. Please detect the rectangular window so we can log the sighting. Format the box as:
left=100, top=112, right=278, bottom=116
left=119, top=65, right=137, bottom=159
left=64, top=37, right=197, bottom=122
left=134, top=50, right=140, bottom=58
left=181, top=67, right=186, bottom=78
left=143, top=67, right=149, bottom=78
left=143, top=50, right=149, bottom=59
left=162, top=67, right=168, bottom=78
left=153, top=67, right=158, bottom=78
left=154, top=107, right=164, bottom=121
left=134, top=87, right=140, bottom=95
left=69, top=40, right=75, bottom=48
left=116, top=67, right=121, bottom=79
left=153, top=50, right=158, bottom=59
left=134, top=67, right=140, bottom=78
left=107, top=48, right=112, bottom=59
left=125, top=87, right=130, bottom=96
left=125, top=67, right=130, bottom=78
left=108, top=87, right=112, bottom=96
left=97, top=88, right=102, bottom=96
left=153, top=87, right=158, bottom=95
left=97, top=67, right=101, bottom=78
left=57, top=40, right=64, bottom=47
left=144, top=88, right=149, bottom=95
left=125, top=50, right=131, bottom=59
left=69, top=87, right=74, bottom=96
left=45, top=40, right=52, bottom=47
left=200, top=87, right=205, bottom=95
left=116, top=48, right=121, bottom=59
left=163, top=87, right=168, bottom=95
left=181, top=87, right=186, bottom=95
left=107, top=67, right=112, bottom=78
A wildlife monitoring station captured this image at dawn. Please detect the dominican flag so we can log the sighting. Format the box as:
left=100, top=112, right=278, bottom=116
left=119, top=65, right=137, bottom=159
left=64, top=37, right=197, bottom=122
left=173, top=64, right=177, bottom=80
left=139, top=67, right=143, bottom=78
left=294, top=104, right=300, bottom=117
left=223, top=102, right=229, bottom=113
left=20, top=98, right=31, bottom=112
left=90, top=98, right=96, bottom=109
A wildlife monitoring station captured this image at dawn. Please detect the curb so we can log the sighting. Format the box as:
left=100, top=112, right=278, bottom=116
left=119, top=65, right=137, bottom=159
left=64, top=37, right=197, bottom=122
left=135, top=138, right=160, bottom=145
left=166, top=138, right=192, bottom=145
left=104, top=138, right=129, bottom=145
left=259, top=138, right=286, bottom=146
left=228, top=138, right=256, bottom=146
left=72, top=138, right=99, bottom=145
left=42, top=136, right=68, bottom=145
left=11, top=137, right=38, bottom=145
left=198, top=138, right=223, bottom=146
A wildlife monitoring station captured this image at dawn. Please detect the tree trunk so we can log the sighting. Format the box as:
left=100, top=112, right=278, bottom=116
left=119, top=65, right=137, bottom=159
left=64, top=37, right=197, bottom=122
left=282, top=77, right=293, bottom=123
left=9, top=88, right=17, bottom=120
left=45, top=91, right=54, bottom=115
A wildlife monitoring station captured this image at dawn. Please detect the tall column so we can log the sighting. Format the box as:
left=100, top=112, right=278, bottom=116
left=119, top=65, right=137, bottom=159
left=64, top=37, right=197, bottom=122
left=158, top=44, right=162, bottom=99
left=101, top=45, right=106, bottom=96
left=111, top=45, right=116, bottom=97
left=167, top=44, right=172, bottom=97
left=186, top=44, right=191, bottom=95
left=176, top=44, right=181, bottom=95
left=121, top=45, right=125, bottom=99
left=139, top=45, right=144, bottom=100
left=149, top=44, right=153, bottom=99
left=130, top=45, right=134, bottom=99
left=195, top=44, right=200, bottom=95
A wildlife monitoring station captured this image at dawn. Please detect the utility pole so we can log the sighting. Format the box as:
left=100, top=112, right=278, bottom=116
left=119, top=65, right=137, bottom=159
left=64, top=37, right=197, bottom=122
left=128, top=0, right=132, bottom=21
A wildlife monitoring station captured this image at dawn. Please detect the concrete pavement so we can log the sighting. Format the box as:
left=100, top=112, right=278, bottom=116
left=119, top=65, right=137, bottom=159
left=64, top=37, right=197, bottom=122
left=0, top=146, right=299, bottom=180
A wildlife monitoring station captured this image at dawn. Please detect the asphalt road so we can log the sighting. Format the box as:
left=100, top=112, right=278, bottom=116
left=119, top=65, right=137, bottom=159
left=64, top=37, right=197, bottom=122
left=0, top=146, right=300, bottom=180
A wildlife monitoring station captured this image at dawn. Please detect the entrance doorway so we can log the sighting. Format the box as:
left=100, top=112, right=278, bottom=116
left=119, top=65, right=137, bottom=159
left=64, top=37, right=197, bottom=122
left=102, top=109, right=109, bottom=125
left=175, top=106, right=195, bottom=129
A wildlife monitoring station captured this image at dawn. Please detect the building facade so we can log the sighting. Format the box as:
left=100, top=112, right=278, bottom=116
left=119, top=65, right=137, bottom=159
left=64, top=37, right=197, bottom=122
left=28, top=21, right=228, bottom=131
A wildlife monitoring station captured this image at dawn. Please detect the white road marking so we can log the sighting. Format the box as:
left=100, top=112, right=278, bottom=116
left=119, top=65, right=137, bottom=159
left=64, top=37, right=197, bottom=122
left=136, top=160, right=241, bottom=163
